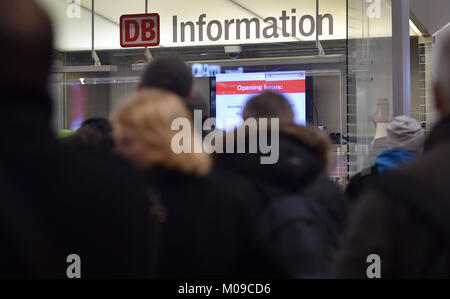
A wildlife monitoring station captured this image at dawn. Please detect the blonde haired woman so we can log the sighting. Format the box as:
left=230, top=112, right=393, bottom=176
left=112, top=88, right=211, bottom=176
left=112, top=89, right=269, bottom=279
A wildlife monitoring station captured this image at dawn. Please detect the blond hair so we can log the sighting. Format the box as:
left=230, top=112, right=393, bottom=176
left=111, top=89, right=212, bottom=177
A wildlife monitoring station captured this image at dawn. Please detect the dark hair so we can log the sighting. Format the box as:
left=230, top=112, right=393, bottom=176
left=141, top=56, right=193, bottom=98
left=65, top=126, right=114, bottom=152
left=81, top=118, right=113, bottom=139
left=0, top=0, right=53, bottom=87
left=65, top=118, right=115, bottom=151
left=242, top=92, right=295, bottom=121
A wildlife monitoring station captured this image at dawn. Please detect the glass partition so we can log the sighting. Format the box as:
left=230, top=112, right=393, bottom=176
left=346, top=0, right=394, bottom=178
left=39, top=0, right=375, bottom=183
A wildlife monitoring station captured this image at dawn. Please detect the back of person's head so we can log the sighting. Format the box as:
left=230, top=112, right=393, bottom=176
left=242, top=92, right=295, bottom=121
left=65, top=118, right=115, bottom=151
left=64, top=127, right=105, bottom=148
left=111, top=89, right=211, bottom=177
left=0, top=0, right=53, bottom=88
left=140, top=56, right=193, bottom=99
left=81, top=118, right=113, bottom=139
left=387, top=115, right=425, bottom=156
left=434, top=32, right=450, bottom=118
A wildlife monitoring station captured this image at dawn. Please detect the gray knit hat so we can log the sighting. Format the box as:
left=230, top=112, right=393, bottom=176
left=387, top=115, right=425, bottom=155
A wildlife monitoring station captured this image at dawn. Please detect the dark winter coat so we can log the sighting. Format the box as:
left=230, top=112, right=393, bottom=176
left=215, top=122, right=348, bottom=278
left=334, top=116, right=450, bottom=279
left=146, top=166, right=278, bottom=279
left=0, top=85, right=154, bottom=279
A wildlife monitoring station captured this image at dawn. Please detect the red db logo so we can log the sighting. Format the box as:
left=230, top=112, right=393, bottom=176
left=120, top=13, right=160, bottom=47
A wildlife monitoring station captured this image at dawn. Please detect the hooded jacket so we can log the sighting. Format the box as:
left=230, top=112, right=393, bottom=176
left=215, top=122, right=348, bottom=278
left=216, top=122, right=347, bottom=228
left=374, top=149, right=416, bottom=174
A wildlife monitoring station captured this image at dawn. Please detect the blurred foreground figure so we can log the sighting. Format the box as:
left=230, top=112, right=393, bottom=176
left=112, top=89, right=274, bottom=278
left=216, top=92, right=348, bottom=278
left=334, top=34, right=450, bottom=279
left=346, top=115, right=425, bottom=201
left=0, top=0, right=153, bottom=278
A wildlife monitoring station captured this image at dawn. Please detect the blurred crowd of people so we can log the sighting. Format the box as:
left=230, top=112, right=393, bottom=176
left=1, top=0, right=450, bottom=279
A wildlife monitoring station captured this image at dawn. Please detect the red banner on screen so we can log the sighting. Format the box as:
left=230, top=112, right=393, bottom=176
left=216, top=80, right=305, bottom=95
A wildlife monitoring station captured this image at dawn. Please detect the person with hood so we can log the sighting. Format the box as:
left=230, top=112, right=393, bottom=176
left=346, top=115, right=425, bottom=201
left=0, top=0, right=154, bottom=278
left=111, top=88, right=275, bottom=279
left=333, top=33, right=450, bottom=279
left=215, top=92, right=348, bottom=278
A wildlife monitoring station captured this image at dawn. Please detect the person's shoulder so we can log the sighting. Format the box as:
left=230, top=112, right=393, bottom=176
left=204, top=165, right=265, bottom=212
left=346, top=166, right=379, bottom=199
left=403, top=141, right=450, bottom=174
left=382, top=141, right=450, bottom=196
left=208, top=165, right=260, bottom=195
left=64, top=143, right=144, bottom=179
left=54, top=142, right=148, bottom=203
left=357, top=153, right=450, bottom=236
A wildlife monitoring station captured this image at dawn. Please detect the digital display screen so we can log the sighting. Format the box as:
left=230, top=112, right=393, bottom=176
left=213, top=71, right=307, bottom=131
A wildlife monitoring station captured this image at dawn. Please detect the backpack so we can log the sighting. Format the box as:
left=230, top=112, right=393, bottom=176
left=259, top=181, right=341, bottom=279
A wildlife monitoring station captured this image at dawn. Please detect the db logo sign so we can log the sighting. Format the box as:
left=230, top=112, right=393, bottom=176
left=120, top=13, right=160, bottom=47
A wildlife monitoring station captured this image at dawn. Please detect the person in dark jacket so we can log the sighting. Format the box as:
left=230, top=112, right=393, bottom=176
left=112, top=89, right=274, bottom=279
left=346, top=115, right=425, bottom=201
left=334, top=33, right=450, bottom=279
left=216, top=92, right=348, bottom=278
left=0, top=0, right=154, bottom=278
